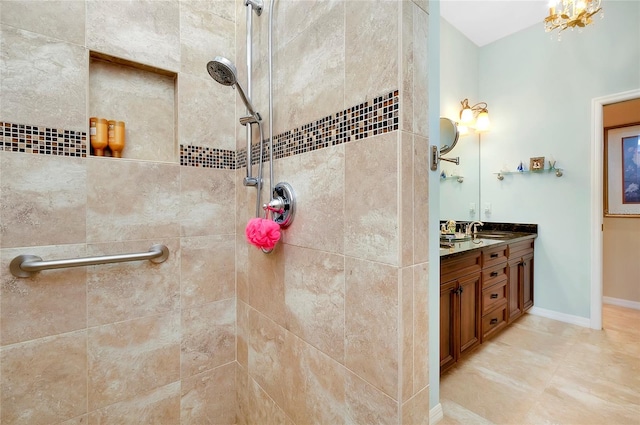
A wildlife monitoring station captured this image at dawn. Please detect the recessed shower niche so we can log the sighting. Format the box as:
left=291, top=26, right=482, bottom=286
left=88, top=51, right=177, bottom=162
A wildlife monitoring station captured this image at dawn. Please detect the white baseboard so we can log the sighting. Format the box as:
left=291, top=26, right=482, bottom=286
left=528, top=306, right=591, bottom=328
left=429, top=403, right=443, bottom=424
left=603, top=296, right=640, bottom=310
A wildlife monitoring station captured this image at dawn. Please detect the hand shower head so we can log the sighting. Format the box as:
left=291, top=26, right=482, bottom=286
left=206, top=56, right=259, bottom=118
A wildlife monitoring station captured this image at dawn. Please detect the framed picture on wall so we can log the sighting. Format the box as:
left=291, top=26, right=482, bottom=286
left=529, top=156, right=545, bottom=172
left=604, top=125, right=640, bottom=217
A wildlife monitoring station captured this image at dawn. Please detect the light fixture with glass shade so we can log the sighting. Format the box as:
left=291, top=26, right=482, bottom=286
left=544, top=0, right=603, bottom=38
left=458, top=98, right=490, bottom=134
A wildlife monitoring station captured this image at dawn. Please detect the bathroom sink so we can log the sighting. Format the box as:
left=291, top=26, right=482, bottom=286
left=473, top=231, right=514, bottom=239
left=440, top=233, right=471, bottom=242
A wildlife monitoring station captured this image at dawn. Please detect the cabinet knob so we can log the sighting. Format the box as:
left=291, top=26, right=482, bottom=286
left=490, top=271, right=498, bottom=277
left=490, top=293, right=498, bottom=299
left=490, top=318, right=498, bottom=325
left=490, top=253, right=499, bottom=258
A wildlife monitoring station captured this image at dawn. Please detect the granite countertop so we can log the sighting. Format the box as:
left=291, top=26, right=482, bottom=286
left=439, top=222, right=538, bottom=259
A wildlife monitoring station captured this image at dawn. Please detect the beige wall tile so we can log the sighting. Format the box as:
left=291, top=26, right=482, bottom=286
left=247, top=241, right=286, bottom=326
left=88, top=382, right=180, bottom=424
left=181, top=363, right=236, bottom=425
left=86, top=239, right=180, bottom=327
left=401, top=385, right=430, bottom=425
left=177, top=73, right=236, bottom=152
left=273, top=146, right=345, bottom=254
left=1, top=244, right=87, bottom=345
left=274, top=0, right=342, bottom=50
left=179, top=1, right=235, bottom=77
left=345, top=257, right=399, bottom=398
left=237, top=300, right=250, bottom=369
left=180, top=165, right=235, bottom=238
left=413, top=262, right=429, bottom=392
left=273, top=2, right=345, bottom=134
left=0, top=0, right=85, bottom=45
left=181, top=299, right=235, bottom=378
left=180, top=235, right=234, bottom=308
left=414, top=134, right=430, bottom=263
left=345, top=0, right=399, bottom=107
left=402, top=266, right=414, bottom=402
left=86, top=0, right=180, bottom=72
left=345, top=133, right=399, bottom=265
left=86, top=158, right=180, bottom=243
left=0, top=153, right=86, bottom=248
left=401, top=132, right=415, bottom=267
left=59, top=414, right=88, bottom=425
left=1, top=331, right=87, bottom=424
left=345, top=370, right=398, bottom=425
left=413, top=0, right=429, bottom=14
left=401, top=1, right=415, bottom=133
left=283, top=244, right=345, bottom=363
left=0, top=26, right=87, bottom=130
left=89, top=59, right=176, bottom=162
left=236, top=364, right=295, bottom=425
left=413, top=3, right=430, bottom=138
left=88, top=312, right=180, bottom=410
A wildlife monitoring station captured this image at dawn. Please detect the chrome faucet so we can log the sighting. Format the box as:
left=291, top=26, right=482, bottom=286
left=466, top=221, right=484, bottom=236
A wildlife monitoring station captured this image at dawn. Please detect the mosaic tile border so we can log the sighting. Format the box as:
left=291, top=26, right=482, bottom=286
left=1, top=89, right=399, bottom=167
left=1, top=122, right=86, bottom=157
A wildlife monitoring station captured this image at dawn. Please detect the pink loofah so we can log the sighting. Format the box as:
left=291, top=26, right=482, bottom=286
left=245, top=217, right=281, bottom=250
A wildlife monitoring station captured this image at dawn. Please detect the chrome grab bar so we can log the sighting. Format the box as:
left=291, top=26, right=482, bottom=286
left=9, top=244, right=170, bottom=278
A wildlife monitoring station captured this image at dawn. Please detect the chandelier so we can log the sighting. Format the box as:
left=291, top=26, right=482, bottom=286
left=544, top=0, right=603, bottom=36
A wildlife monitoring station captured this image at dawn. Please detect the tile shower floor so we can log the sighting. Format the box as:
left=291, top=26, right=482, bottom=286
left=439, top=304, right=640, bottom=425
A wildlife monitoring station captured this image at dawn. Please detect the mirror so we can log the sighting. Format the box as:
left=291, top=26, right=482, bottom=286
left=440, top=117, right=459, bottom=155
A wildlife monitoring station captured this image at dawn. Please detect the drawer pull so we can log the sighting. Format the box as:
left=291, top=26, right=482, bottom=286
left=490, top=318, right=498, bottom=325
left=490, top=271, right=498, bottom=277
left=490, top=253, right=499, bottom=258
left=490, top=293, right=498, bottom=299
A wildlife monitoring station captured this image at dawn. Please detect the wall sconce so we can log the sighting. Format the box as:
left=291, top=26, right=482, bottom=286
left=459, top=98, right=490, bottom=133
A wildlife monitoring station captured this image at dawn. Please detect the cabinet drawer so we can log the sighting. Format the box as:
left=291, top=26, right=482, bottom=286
left=482, top=302, right=508, bottom=340
left=508, top=239, right=534, bottom=259
left=482, top=281, right=507, bottom=314
left=482, top=245, right=508, bottom=268
left=482, top=263, right=508, bottom=288
left=441, top=251, right=481, bottom=283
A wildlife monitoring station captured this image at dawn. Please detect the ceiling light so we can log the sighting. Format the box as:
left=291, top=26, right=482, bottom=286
left=545, top=0, right=603, bottom=38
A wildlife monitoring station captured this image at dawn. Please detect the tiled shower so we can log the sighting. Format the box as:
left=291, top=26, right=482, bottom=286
left=0, top=0, right=431, bottom=423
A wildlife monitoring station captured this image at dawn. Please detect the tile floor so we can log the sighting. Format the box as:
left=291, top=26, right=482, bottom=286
left=439, top=304, right=640, bottom=425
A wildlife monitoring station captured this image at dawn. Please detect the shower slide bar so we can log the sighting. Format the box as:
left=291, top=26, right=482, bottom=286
left=9, top=244, right=170, bottom=278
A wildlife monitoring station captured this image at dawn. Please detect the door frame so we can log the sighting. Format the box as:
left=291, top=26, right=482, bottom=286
left=590, top=88, right=640, bottom=329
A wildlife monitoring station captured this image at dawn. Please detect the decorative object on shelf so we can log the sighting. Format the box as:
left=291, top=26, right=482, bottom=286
left=458, top=98, right=490, bottom=135
left=440, top=174, right=465, bottom=183
left=89, top=117, right=108, bottom=156
left=440, top=170, right=447, bottom=179
left=549, top=159, right=557, bottom=170
left=516, top=161, right=524, bottom=172
left=530, top=156, right=545, bottom=172
left=108, top=120, right=126, bottom=158
left=544, top=0, right=603, bottom=38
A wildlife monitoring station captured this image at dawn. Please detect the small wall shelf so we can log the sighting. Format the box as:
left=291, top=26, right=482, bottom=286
left=494, top=168, right=563, bottom=180
left=440, top=175, right=464, bottom=183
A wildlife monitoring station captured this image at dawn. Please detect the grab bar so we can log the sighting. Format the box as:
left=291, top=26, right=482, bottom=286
left=9, top=244, right=170, bottom=278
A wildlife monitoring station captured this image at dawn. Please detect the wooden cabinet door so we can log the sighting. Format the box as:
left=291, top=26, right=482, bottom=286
left=522, top=253, right=534, bottom=310
left=440, top=280, right=457, bottom=372
left=507, top=261, right=523, bottom=323
left=458, top=273, right=481, bottom=357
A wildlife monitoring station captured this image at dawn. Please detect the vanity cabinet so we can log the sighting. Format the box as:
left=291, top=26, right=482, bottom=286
left=440, top=235, right=535, bottom=374
left=440, top=252, right=481, bottom=373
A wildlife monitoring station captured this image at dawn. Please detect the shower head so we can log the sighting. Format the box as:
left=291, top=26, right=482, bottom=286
left=207, top=56, right=258, bottom=118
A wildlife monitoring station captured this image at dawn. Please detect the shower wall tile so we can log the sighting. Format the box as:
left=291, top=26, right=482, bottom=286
left=0, top=331, right=87, bottom=424
left=89, top=59, right=176, bottom=162
left=345, top=0, right=399, bottom=107
left=413, top=0, right=429, bottom=14
left=86, top=158, right=180, bottom=243
left=87, top=312, right=180, bottom=411
left=0, top=153, right=86, bottom=248
left=179, top=1, right=234, bottom=77
left=180, top=235, right=234, bottom=309
left=0, top=0, right=85, bottom=45
left=345, top=370, right=398, bottom=425
left=283, top=244, right=345, bottom=363
left=181, top=362, right=236, bottom=425
left=0, top=26, right=87, bottom=132
left=413, top=3, right=430, bottom=138
left=401, top=132, right=415, bottom=267
left=177, top=73, right=236, bottom=152
left=414, top=134, right=430, bottom=263
left=87, top=382, right=181, bottom=424
left=60, top=414, right=88, bottom=425
left=0, top=244, right=87, bottom=345
left=273, top=145, right=345, bottom=254
left=344, top=132, right=399, bottom=265
left=237, top=300, right=250, bottom=370
left=86, top=0, right=180, bottom=72
left=413, top=262, right=430, bottom=393
left=275, top=0, right=343, bottom=49
left=181, top=298, right=235, bottom=378
left=236, top=364, right=295, bottom=425
left=86, top=238, right=180, bottom=327
left=345, top=257, right=398, bottom=399
left=179, top=166, right=235, bottom=237
left=401, top=385, right=430, bottom=425
left=401, top=1, right=415, bottom=133
left=401, top=266, right=414, bottom=403
left=273, top=3, right=345, bottom=135
left=247, top=240, right=286, bottom=327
